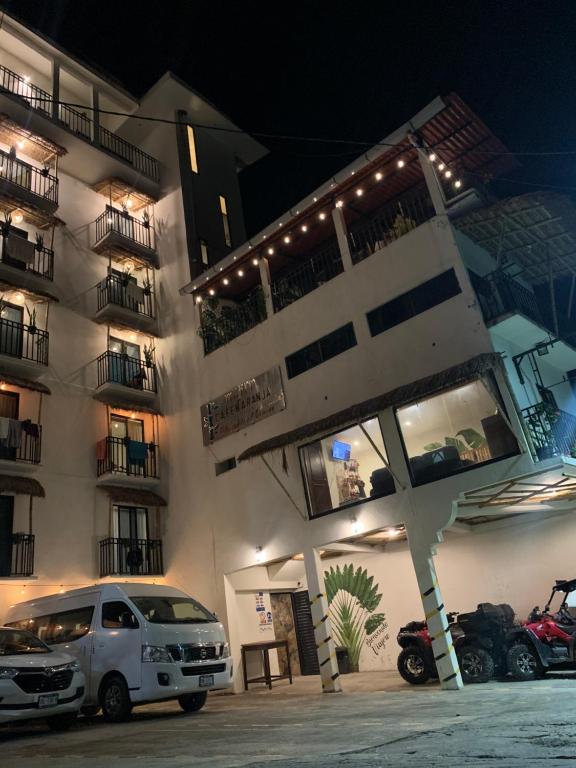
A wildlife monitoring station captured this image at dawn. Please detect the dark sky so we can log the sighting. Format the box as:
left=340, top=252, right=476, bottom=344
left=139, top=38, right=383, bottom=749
left=5, top=0, right=576, bottom=235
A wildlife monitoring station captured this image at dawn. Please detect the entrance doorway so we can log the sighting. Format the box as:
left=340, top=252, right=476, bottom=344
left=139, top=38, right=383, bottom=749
left=270, top=591, right=320, bottom=677
left=0, top=496, right=14, bottom=577
left=0, top=303, right=23, bottom=358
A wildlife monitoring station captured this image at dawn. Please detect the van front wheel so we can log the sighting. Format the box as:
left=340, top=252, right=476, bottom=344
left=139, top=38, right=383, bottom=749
left=100, top=675, right=132, bottom=722
left=178, top=691, right=207, bottom=713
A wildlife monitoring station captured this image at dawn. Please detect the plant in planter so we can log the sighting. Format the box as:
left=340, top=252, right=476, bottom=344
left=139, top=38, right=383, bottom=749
left=142, top=277, right=152, bottom=296
left=143, top=343, right=156, bottom=368
left=121, top=266, right=133, bottom=287
left=35, top=233, right=44, bottom=252
left=25, top=305, right=37, bottom=335
left=1, top=212, right=12, bottom=237
left=40, top=163, right=50, bottom=178
left=142, top=211, right=150, bottom=229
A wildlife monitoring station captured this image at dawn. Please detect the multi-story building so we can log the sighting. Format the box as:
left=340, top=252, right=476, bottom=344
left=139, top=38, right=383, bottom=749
left=1, top=12, right=576, bottom=697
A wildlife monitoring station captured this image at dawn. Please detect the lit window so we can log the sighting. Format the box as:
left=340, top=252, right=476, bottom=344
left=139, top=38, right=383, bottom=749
left=187, top=126, right=198, bottom=173
left=200, top=240, right=209, bottom=266
left=219, top=195, right=232, bottom=247
left=299, top=418, right=394, bottom=519
left=397, top=380, right=519, bottom=487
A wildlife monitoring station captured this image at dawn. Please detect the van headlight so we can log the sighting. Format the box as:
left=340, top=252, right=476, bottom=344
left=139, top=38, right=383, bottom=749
left=61, top=661, right=81, bottom=672
left=222, top=642, right=230, bottom=658
left=142, top=645, right=172, bottom=663
left=0, top=667, right=18, bottom=679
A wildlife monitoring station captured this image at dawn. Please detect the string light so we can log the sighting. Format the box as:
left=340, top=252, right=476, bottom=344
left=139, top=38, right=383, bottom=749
left=301, top=224, right=308, bottom=233
left=454, top=179, right=462, bottom=189
left=428, top=152, right=437, bottom=162
left=335, top=199, right=344, bottom=208
left=438, top=162, right=445, bottom=171
left=252, top=258, right=259, bottom=266
left=209, top=288, right=216, bottom=296
left=267, top=247, right=274, bottom=255
left=355, top=189, right=364, bottom=197
left=375, top=171, right=383, bottom=181
left=195, top=295, right=203, bottom=304
left=318, top=212, right=326, bottom=220
left=237, top=269, right=244, bottom=277
left=223, top=277, right=230, bottom=285
left=397, top=159, right=405, bottom=168
left=283, top=235, right=291, bottom=244
left=444, top=170, right=452, bottom=179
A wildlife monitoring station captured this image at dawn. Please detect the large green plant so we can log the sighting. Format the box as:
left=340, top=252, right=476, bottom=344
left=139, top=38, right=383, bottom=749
left=324, top=564, right=383, bottom=669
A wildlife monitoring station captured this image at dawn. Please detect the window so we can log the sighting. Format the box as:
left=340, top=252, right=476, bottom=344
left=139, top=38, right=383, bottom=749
left=397, top=379, right=520, bottom=487
left=286, top=323, right=357, bottom=379
left=102, top=601, right=139, bottom=629
left=10, top=607, right=95, bottom=644
left=219, top=195, right=232, bottom=247
left=187, top=125, right=198, bottom=173
left=367, top=269, right=461, bottom=337
left=299, top=418, right=394, bottom=518
left=0, top=629, right=51, bottom=655
left=215, top=457, right=236, bottom=476
left=130, top=596, right=216, bottom=624
left=200, top=239, right=209, bottom=266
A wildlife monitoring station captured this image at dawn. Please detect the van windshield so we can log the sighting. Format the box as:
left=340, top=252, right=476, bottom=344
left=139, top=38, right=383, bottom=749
left=0, top=629, right=51, bottom=655
left=131, top=596, right=216, bottom=624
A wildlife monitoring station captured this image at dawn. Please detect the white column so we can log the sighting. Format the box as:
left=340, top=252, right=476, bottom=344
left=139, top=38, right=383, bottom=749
left=258, top=256, right=274, bottom=318
left=407, top=533, right=463, bottom=691
left=303, top=546, right=342, bottom=693
left=409, top=135, right=447, bottom=217
left=331, top=207, right=353, bottom=271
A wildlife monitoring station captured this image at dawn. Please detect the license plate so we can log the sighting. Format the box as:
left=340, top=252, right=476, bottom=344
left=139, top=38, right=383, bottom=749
left=199, top=675, right=214, bottom=688
left=38, top=694, right=59, bottom=709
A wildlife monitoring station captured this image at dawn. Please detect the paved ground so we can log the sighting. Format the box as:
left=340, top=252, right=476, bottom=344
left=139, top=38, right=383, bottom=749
left=3, top=672, right=576, bottom=766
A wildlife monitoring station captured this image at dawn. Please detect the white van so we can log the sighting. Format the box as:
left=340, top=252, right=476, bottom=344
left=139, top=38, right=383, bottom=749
left=4, top=583, right=232, bottom=722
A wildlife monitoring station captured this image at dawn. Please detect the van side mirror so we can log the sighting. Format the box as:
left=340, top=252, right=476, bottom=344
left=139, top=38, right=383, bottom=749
left=121, top=612, right=139, bottom=629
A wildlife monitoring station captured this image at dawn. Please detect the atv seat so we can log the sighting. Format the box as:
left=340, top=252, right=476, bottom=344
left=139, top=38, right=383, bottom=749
left=555, top=623, right=576, bottom=635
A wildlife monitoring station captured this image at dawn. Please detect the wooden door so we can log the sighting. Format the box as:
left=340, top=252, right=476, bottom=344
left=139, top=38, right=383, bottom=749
left=291, top=591, right=320, bottom=675
left=0, top=496, right=14, bottom=577
left=301, top=441, right=332, bottom=515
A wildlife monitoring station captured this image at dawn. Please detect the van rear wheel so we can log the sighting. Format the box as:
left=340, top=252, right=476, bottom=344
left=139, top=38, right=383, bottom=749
left=178, top=691, right=207, bottom=713
left=100, top=675, right=132, bottom=722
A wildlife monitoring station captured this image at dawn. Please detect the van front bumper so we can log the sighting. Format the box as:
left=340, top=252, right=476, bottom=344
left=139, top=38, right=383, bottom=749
left=0, top=673, right=85, bottom=724
left=134, top=657, right=233, bottom=703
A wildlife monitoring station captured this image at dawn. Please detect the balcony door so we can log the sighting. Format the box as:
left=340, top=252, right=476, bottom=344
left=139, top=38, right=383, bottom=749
left=110, top=414, right=144, bottom=473
left=0, top=390, right=19, bottom=461
left=114, top=506, right=149, bottom=575
left=0, top=303, right=23, bottom=358
left=0, top=496, right=14, bottom=577
left=108, top=336, right=142, bottom=388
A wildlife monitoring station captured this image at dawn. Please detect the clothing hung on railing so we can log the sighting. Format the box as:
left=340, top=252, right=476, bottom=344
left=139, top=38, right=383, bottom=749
left=96, top=438, right=107, bottom=461
left=0, top=418, right=24, bottom=449
left=126, top=439, right=148, bottom=466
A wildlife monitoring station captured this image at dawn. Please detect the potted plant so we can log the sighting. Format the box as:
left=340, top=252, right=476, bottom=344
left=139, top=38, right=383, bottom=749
left=1, top=212, right=12, bottom=237
left=25, top=306, right=37, bottom=335
left=35, top=233, right=44, bottom=252
left=142, top=211, right=150, bottom=229
left=40, top=163, right=50, bottom=178
left=143, top=343, right=155, bottom=368
left=121, top=266, right=133, bottom=287
left=143, top=277, right=152, bottom=296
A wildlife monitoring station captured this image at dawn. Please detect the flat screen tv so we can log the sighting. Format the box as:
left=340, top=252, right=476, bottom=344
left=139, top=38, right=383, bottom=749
left=332, top=440, right=351, bottom=461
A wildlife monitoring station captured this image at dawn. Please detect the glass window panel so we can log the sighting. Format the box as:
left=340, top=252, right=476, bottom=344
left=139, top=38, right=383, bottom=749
left=187, top=126, right=199, bottom=173
left=299, top=418, right=394, bottom=518
left=397, top=380, right=519, bottom=486
left=102, top=601, right=139, bottom=629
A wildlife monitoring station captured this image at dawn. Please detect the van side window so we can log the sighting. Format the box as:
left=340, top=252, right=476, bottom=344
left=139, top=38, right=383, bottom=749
left=102, top=601, right=139, bottom=629
left=46, top=607, right=94, bottom=644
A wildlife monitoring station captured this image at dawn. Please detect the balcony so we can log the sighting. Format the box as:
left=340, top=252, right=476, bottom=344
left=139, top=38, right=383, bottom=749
left=271, top=239, right=343, bottom=312
left=0, top=148, right=58, bottom=215
left=469, top=270, right=545, bottom=329
left=94, top=273, right=156, bottom=334
left=0, top=533, right=35, bottom=577
left=0, top=64, right=159, bottom=184
left=0, top=422, right=42, bottom=469
left=348, top=192, right=435, bottom=264
left=200, top=286, right=266, bottom=355
left=0, top=317, right=49, bottom=376
left=522, top=403, right=576, bottom=461
left=96, top=351, right=157, bottom=405
left=96, top=436, right=159, bottom=482
left=93, top=208, right=158, bottom=267
left=99, top=537, right=163, bottom=578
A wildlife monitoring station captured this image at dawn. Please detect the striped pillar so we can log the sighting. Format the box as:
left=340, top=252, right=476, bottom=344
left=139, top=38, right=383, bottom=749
left=303, top=547, right=342, bottom=693
left=409, top=543, right=463, bottom=690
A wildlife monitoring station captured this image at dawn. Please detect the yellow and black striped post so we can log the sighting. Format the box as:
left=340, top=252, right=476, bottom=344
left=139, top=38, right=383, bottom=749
left=409, top=544, right=463, bottom=690
left=304, top=547, right=342, bottom=693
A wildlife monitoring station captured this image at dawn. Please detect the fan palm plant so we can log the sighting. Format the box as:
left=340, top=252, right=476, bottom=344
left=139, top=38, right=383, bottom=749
left=324, top=564, right=383, bottom=671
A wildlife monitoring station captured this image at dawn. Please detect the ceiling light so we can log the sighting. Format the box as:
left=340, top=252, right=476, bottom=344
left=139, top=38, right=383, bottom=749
left=283, top=235, right=291, bottom=244
left=438, top=163, right=445, bottom=171
left=335, top=200, right=344, bottom=208
left=375, top=171, right=383, bottom=181
left=17, top=140, right=25, bottom=149
left=129, top=333, right=136, bottom=341
left=397, top=159, right=405, bottom=168
left=13, top=212, right=23, bottom=224
left=444, top=170, right=452, bottom=179
left=267, top=247, right=274, bottom=255
left=355, top=189, right=364, bottom=197
left=126, top=198, right=133, bottom=209
left=130, top=412, right=136, bottom=420
left=15, top=293, right=23, bottom=302
left=255, top=546, right=264, bottom=564
left=387, top=528, right=400, bottom=537
left=319, top=212, right=326, bottom=220
left=428, top=152, right=437, bottom=162
left=223, top=277, right=230, bottom=285
left=301, top=224, right=308, bottom=233
left=237, top=269, right=244, bottom=277
left=404, top=421, right=412, bottom=427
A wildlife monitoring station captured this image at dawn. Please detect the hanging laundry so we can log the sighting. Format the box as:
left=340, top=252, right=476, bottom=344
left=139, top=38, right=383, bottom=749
left=21, top=420, right=39, bottom=438
left=96, top=439, right=108, bottom=461
left=126, top=439, right=148, bottom=466
left=7, top=419, right=22, bottom=449
left=0, top=417, right=10, bottom=441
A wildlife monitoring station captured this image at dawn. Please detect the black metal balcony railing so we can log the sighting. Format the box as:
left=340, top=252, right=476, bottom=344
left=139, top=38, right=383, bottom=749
left=7, top=533, right=35, bottom=577
left=0, top=65, right=51, bottom=115
left=271, top=239, right=343, bottom=312
left=0, top=148, right=59, bottom=207
left=95, top=208, right=155, bottom=252
left=0, top=64, right=160, bottom=183
left=201, top=287, right=266, bottom=355
left=97, top=436, right=159, bottom=478
left=99, top=537, right=163, bottom=578
left=469, top=270, right=544, bottom=328
left=348, top=192, right=435, bottom=265
left=97, top=274, right=155, bottom=318
left=1, top=231, right=54, bottom=281
left=0, top=318, right=49, bottom=365
left=522, top=403, right=576, bottom=460
left=97, top=350, right=157, bottom=392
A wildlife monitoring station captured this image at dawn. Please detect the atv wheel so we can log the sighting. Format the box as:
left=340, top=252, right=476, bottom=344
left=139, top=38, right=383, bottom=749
left=458, top=646, right=495, bottom=684
left=397, top=646, right=432, bottom=685
left=507, top=643, right=543, bottom=681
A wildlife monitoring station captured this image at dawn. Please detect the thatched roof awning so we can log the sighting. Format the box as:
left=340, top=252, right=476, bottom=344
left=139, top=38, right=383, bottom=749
left=93, top=394, right=162, bottom=416
left=0, top=475, right=45, bottom=497
left=98, top=484, right=167, bottom=507
left=238, top=353, right=502, bottom=462
left=0, top=372, right=50, bottom=394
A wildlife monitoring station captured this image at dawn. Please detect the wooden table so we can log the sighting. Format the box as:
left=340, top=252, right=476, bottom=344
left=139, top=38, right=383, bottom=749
left=241, top=640, right=293, bottom=690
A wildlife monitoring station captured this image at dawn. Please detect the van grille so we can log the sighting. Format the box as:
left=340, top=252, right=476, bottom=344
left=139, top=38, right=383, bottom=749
left=181, top=664, right=225, bottom=676
left=167, top=643, right=222, bottom=662
left=14, top=669, right=73, bottom=693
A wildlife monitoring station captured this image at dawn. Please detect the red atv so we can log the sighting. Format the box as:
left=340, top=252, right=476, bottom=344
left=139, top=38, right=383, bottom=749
left=397, top=603, right=515, bottom=685
left=506, top=578, right=576, bottom=680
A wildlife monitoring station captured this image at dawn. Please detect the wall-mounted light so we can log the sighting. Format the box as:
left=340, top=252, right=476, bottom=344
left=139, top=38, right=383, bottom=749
left=13, top=211, right=23, bottom=224
left=255, top=546, right=264, bottom=563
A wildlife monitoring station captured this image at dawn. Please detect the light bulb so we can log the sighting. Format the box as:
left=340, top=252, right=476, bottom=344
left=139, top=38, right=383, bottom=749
left=208, top=288, right=215, bottom=296
left=283, top=235, right=291, bottom=244
left=335, top=200, right=344, bottom=208
left=15, top=293, right=23, bottom=302
left=130, top=413, right=136, bottom=420
left=252, top=258, right=259, bottom=266
left=237, top=269, right=244, bottom=277
left=444, top=170, right=452, bottom=179
left=13, top=212, right=23, bottom=224
left=319, top=212, right=326, bottom=220
left=301, top=225, right=308, bottom=233
left=126, top=198, right=133, bottom=209
left=195, top=295, right=203, bottom=304
left=17, top=140, right=25, bottom=149
left=278, top=222, right=283, bottom=227
left=429, top=152, right=437, bottom=162
left=397, top=159, right=405, bottom=168
left=223, top=277, right=230, bottom=286
left=0, top=384, right=5, bottom=391
left=23, top=75, right=30, bottom=83
left=59, top=587, right=65, bottom=594
left=454, top=180, right=462, bottom=189
left=355, top=189, right=364, bottom=197
left=375, top=172, right=383, bottom=181
left=438, top=163, right=445, bottom=171
left=267, top=247, right=274, bottom=256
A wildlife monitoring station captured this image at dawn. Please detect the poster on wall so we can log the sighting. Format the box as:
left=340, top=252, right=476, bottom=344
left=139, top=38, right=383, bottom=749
left=255, top=592, right=273, bottom=632
left=201, top=367, right=286, bottom=445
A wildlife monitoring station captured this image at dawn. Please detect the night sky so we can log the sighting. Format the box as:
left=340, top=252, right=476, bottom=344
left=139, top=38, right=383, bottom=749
left=4, top=0, right=576, bottom=236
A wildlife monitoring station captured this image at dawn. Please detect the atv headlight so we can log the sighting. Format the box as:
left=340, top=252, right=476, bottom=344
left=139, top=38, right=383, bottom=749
left=142, top=645, right=172, bottom=663
left=0, top=667, right=18, bottom=679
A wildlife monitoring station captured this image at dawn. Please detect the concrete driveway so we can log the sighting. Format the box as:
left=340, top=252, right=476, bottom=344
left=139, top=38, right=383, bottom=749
left=2, top=672, right=576, bottom=767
